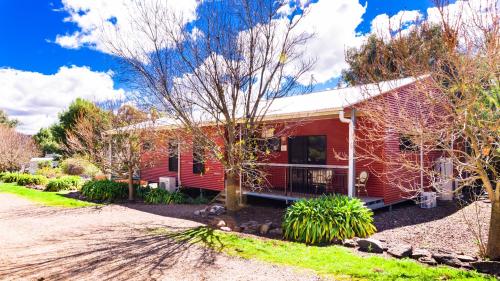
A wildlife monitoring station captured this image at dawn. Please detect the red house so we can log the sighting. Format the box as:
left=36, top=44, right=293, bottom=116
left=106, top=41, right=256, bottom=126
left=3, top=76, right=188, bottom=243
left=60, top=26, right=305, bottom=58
left=140, top=77, right=432, bottom=209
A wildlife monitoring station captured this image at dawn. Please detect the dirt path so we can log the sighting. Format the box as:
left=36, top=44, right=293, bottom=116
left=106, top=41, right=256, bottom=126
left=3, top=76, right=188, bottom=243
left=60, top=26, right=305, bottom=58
left=0, top=194, right=321, bottom=281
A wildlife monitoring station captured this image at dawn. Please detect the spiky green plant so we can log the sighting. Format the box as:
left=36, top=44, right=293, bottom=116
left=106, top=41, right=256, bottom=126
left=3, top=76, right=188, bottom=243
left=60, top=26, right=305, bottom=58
left=282, top=195, right=376, bottom=244
left=44, top=176, right=82, bottom=192
left=144, top=188, right=187, bottom=204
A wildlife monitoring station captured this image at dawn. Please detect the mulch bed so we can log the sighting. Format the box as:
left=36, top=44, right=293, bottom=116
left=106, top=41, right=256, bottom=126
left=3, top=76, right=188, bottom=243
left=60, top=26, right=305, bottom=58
left=67, top=190, right=491, bottom=258
left=372, top=200, right=491, bottom=257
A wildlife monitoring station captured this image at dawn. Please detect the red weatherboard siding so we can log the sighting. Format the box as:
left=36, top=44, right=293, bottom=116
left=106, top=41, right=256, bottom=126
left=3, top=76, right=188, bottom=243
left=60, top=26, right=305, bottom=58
left=140, top=137, right=225, bottom=191
left=139, top=80, right=440, bottom=204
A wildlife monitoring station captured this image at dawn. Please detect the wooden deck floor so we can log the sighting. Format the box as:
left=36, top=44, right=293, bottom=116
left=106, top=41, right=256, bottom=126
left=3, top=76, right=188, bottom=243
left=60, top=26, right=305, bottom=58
left=243, top=189, right=385, bottom=210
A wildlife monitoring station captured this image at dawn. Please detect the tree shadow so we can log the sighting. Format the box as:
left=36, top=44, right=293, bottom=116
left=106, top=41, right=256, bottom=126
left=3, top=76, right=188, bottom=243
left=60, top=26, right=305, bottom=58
left=0, top=225, right=224, bottom=281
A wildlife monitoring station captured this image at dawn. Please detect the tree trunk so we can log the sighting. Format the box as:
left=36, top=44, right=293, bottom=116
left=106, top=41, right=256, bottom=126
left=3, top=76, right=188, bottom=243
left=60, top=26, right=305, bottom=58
left=487, top=201, right=500, bottom=260
left=128, top=167, right=134, bottom=202
left=225, top=172, right=240, bottom=211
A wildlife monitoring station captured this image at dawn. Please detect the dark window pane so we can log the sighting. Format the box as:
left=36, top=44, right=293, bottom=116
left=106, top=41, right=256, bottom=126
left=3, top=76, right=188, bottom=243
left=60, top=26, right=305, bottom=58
left=307, top=136, right=326, bottom=164
left=168, top=142, right=178, bottom=172
left=289, top=136, right=307, bottom=164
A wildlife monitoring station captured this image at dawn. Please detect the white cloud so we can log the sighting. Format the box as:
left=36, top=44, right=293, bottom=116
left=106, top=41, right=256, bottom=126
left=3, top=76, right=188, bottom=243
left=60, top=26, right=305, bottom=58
left=55, top=0, right=199, bottom=54
left=0, top=66, right=125, bottom=134
left=370, top=10, right=423, bottom=40
left=292, top=0, right=367, bottom=83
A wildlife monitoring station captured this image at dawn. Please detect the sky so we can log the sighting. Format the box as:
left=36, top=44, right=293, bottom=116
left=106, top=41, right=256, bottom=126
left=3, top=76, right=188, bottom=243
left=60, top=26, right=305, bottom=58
left=0, top=0, right=454, bottom=134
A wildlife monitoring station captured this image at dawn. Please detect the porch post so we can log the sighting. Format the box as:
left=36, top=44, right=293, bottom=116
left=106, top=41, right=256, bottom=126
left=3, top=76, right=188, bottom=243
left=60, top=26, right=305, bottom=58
left=339, top=109, right=356, bottom=198
left=350, top=109, right=356, bottom=197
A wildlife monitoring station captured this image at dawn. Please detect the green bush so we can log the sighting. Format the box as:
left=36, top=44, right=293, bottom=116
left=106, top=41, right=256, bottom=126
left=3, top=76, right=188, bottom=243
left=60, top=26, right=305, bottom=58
left=282, top=195, right=376, bottom=244
left=17, top=174, right=48, bottom=186
left=37, top=160, right=52, bottom=169
left=0, top=172, right=21, bottom=183
left=60, top=158, right=101, bottom=178
left=81, top=180, right=129, bottom=201
left=45, top=176, right=82, bottom=192
left=144, top=188, right=187, bottom=204
left=36, top=167, right=64, bottom=178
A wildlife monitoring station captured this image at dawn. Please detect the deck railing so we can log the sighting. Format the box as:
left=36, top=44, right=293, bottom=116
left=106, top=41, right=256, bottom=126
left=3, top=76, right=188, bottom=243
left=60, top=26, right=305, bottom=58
left=243, top=163, right=349, bottom=198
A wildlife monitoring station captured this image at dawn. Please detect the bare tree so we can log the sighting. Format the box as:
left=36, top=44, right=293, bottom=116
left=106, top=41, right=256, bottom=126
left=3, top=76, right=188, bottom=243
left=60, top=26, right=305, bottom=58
left=0, top=125, right=40, bottom=172
left=103, top=0, right=315, bottom=210
left=67, top=105, right=167, bottom=200
left=345, top=0, right=499, bottom=259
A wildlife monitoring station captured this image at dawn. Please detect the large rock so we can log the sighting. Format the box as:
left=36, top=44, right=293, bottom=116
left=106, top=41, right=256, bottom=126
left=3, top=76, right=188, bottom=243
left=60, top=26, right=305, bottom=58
left=357, top=238, right=385, bottom=253
left=387, top=244, right=413, bottom=258
left=259, top=222, right=273, bottom=235
left=208, top=205, right=226, bottom=216
left=432, top=253, right=465, bottom=268
left=418, top=256, right=437, bottom=266
left=471, top=261, right=500, bottom=276
left=456, top=255, right=476, bottom=262
left=411, top=249, right=431, bottom=259
left=343, top=239, right=357, bottom=248
left=269, top=227, right=283, bottom=236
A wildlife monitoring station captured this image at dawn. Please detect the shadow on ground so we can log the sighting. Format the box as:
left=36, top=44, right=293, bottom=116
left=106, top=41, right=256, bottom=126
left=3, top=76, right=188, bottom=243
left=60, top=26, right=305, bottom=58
left=0, top=225, right=222, bottom=281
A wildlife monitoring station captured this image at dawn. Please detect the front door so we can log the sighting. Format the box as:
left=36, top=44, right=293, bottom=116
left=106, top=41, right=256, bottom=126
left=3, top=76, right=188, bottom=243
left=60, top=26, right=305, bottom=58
left=288, top=136, right=326, bottom=194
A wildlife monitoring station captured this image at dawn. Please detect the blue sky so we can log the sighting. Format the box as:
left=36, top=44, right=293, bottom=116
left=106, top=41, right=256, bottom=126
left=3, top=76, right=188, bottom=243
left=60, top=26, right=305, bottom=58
left=0, top=0, right=444, bottom=134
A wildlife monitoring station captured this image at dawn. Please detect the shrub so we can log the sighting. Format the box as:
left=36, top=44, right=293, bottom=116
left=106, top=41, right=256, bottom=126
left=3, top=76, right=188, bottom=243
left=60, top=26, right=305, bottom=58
left=282, top=195, right=376, bottom=244
left=0, top=172, right=21, bottom=183
left=36, top=167, right=64, bottom=178
left=37, top=160, right=52, bottom=169
left=144, top=188, right=187, bottom=204
left=17, top=174, right=48, bottom=186
left=61, top=158, right=101, bottom=178
left=81, top=180, right=129, bottom=201
left=45, top=176, right=82, bottom=192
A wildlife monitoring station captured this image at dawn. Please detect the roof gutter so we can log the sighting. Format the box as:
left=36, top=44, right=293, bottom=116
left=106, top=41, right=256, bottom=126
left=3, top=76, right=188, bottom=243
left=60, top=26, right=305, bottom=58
left=339, top=109, right=356, bottom=198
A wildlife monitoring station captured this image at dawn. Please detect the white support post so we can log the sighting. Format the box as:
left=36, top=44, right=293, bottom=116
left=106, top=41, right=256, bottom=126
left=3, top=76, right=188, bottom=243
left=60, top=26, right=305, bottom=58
left=339, top=109, right=356, bottom=198
left=177, top=142, right=181, bottom=187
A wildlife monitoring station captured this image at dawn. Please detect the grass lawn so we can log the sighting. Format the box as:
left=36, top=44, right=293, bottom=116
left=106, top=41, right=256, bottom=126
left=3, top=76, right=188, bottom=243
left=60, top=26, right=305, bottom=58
left=154, top=227, right=495, bottom=281
left=0, top=182, right=97, bottom=208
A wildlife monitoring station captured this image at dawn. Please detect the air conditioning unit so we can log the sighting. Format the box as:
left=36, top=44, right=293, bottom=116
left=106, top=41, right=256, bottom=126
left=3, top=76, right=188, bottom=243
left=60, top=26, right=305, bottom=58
left=420, top=192, right=437, bottom=209
left=159, top=177, right=178, bottom=192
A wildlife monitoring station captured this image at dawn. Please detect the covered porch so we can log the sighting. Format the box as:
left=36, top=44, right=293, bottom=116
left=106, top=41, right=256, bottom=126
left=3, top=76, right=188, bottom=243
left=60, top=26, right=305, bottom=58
left=241, top=163, right=385, bottom=210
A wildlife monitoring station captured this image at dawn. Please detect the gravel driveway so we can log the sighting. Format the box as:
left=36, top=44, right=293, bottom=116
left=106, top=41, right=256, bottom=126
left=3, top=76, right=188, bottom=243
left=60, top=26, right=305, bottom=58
left=0, top=194, right=322, bottom=281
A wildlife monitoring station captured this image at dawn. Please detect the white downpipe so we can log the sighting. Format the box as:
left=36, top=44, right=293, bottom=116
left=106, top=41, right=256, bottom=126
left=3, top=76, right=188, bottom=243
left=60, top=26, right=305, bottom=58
left=177, top=142, right=182, bottom=187
left=339, top=110, right=356, bottom=198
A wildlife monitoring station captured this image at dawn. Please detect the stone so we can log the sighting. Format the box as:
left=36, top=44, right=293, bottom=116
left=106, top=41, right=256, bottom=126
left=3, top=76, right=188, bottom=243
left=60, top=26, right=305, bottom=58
left=269, top=227, right=283, bottom=236
left=259, top=222, right=273, bottom=235
left=411, top=249, right=431, bottom=259
left=220, top=226, right=232, bottom=232
left=216, top=220, right=226, bottom=227
left=456, top=255, right=476, bottom=262
left=418, top=256, right=437, bottom=266
left=240, top=220, right=260, bottom=233
left=343, top=239, right=358, bottom=248
left=357, top=238, right=385, bottom=253
left=208, top=204, right=226, bottom=215
left=471, top=261, right=500, bottom=276
left=387, top=244, right=413, bottom=258
left=432, top=253, right=465, bottom=268
left=194, top=210, right=200, bottom=216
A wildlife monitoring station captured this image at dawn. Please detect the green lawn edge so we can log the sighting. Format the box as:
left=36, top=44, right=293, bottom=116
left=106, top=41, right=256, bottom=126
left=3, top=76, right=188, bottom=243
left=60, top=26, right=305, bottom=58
left=0, top=182, right=97, bottom=208
left=154, top=226, right=495, bottom=281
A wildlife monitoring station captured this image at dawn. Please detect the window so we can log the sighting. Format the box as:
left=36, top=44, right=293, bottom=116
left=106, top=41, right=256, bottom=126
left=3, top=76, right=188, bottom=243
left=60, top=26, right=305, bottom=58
left=289, top=135, right=326, bottom=165
left=258, top=137, right=281, bottom=153
left=168, top=141, right=178, bottom=172
left=192, top=140, right=205, bottom=174
left=399, top=134, right=419, bottom=152
left=142, top=141, right=152, bottom=151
